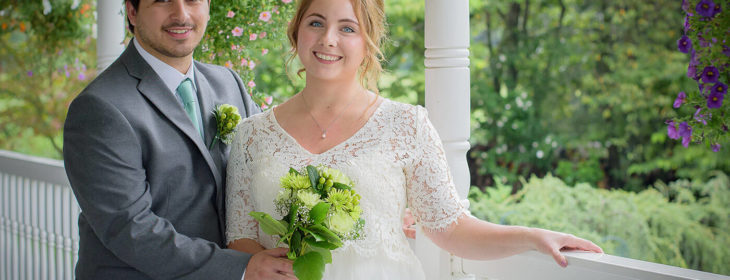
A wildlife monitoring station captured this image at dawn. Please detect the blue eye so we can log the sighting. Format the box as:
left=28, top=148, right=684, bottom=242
left=342, top=26, right=355, bottom=33
left=309, top=21, right=323, bottom=27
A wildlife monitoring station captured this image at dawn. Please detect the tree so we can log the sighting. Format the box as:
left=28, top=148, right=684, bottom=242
left=0, top=0, right=96, bottom=158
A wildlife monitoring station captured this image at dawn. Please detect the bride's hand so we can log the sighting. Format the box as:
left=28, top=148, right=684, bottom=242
left=245, top=247, right=297, bottom=280
left=530, top=228, right=603, bottom=267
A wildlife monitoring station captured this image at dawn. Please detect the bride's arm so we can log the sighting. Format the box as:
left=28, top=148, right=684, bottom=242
left=423, top=215, right=603, bottom=267
left=403, top=106, right=601, bottom=266
left=228, top=238, right=266, bottom=255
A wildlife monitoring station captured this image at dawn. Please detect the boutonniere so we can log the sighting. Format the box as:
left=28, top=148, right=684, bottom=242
left=209, top=104, right=242, bottom=150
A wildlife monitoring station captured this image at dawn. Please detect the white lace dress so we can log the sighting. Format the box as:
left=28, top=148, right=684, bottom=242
left=226, top=99, right=469, bottom=280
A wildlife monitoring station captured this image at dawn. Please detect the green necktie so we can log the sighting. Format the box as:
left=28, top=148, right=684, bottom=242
left=176, top=78, right=203, bottom=138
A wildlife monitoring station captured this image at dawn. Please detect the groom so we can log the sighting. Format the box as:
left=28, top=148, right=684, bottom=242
left=63, top=0, right=294, bottom=279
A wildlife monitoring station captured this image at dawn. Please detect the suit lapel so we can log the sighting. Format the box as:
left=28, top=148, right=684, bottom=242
left=194, top=66, right=225, bottom=190
left=122, top=44, right=223, bottom=190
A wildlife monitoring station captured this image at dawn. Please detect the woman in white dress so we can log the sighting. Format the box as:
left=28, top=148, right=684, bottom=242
left=225, top=0, right=603, bottom=279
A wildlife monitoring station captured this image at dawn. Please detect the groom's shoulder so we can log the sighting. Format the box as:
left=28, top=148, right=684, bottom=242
left=76, top=60, right=136, bottom=101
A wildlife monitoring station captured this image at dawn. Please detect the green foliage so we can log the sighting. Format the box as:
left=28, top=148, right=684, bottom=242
left=466, top=0, right=729, bottom=190
left=469, top=173, right=730, bottom=275
left=0, top=0, right=96, bottom=159
left=196, top=0, right=297, bottom=108
left=379, top=0, right=425, bottom=104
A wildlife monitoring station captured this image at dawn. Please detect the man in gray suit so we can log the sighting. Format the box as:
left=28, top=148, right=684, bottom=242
left=63, top=1, right=295, bottom=279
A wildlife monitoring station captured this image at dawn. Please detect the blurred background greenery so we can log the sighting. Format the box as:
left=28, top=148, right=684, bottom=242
left=1, top=0, right=728, bottom=275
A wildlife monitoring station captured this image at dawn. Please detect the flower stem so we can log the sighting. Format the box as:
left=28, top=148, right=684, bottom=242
left=208, top=135, right=220, bottom=150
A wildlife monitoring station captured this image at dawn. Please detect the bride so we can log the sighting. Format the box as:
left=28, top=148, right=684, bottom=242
left=225, top=0, right=603, bottom=279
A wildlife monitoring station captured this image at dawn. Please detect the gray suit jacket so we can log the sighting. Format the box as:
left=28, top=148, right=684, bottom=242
left=63, top=43, right=261, bottom=280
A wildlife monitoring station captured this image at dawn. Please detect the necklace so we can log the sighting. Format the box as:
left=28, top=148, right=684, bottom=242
left=301, top=90, right=359, bottom=139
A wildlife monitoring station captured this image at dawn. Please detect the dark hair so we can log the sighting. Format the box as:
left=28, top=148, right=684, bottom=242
left=125, top=0, right=140, bottom=34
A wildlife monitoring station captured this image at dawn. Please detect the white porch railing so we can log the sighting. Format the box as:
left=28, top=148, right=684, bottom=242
left=0, top=150, right=79, bottom=280
left=2, top=149, right=729, bottom=280
left=454, top=251, right=729, bottom=280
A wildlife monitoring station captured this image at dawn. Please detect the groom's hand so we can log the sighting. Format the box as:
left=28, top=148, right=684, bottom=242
left=245, top=248, right=297, bottom=280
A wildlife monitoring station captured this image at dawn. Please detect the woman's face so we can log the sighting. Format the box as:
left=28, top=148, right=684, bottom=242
left=296, top=0, right=367, bottom=83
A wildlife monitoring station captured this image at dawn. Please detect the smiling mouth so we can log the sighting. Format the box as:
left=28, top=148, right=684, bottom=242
left=314, top=52, right=342, bottom=61
left=168, top=29, right=190, bottom=34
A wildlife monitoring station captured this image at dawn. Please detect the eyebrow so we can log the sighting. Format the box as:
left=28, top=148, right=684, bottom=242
left=306, top=13, right=359, bottom=25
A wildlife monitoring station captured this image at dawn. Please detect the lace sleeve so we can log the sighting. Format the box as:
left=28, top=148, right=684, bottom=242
left=225, top=121, right=259, bottom=244
left=404, top=106, right=468, bottom=232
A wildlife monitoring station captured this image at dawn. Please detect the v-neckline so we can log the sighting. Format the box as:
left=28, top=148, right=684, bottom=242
left=269, top=98, right=387, bottom=155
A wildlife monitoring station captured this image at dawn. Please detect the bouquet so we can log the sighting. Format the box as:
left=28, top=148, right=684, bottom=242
left=250, top=165, right=364, bottom=280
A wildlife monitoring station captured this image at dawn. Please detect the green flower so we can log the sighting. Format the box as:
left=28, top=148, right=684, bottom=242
left=328, top=209, right=356, bottom=235
left=349, top=205, right=362, bottom=220
left=326, top=188, right=361, bottom=213
left=321, top=167, right=354, bottom=186
left=280, top=173, right=312, bottom=190
left=296, top=190, right=322, bottom=209
left=209, top=104, right=241, bottom=149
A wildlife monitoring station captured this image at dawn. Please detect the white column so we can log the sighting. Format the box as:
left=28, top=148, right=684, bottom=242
left=96, top=0, right=126, bottom=72
left=416, top=1, right=471, bottom=280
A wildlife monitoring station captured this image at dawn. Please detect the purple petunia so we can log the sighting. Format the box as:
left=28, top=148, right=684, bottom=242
left=679, top=122, right=693, bottom=147
left=695, top=107, right=709, bottom=124
left=688, top=51, right=700, bottom=80
left=712, top=2, right=722, bottom=17
left=696, top=0, right=716, bottom=17
left=701, top=66, right=719, bottom=83
left=712, top=82, right=727, bottom=96
left=723, top=45, right=730, bottom=57
left=683, top=0, right=691, bottom=12
left=667, top=121, right=680, bottom=139
left=699, top=36, right=710, bottom=48
left=27, top=71, right=33, bottom=77
left=678, top=35, right=692, bottom=53
left=674, top=91, right=687, bottom=108
left=708, top=91, right=725, bottom=108
left=711, top=143, right=721, bottom=152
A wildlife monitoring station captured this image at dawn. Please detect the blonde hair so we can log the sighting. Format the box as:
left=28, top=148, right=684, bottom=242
left=286, top=0, right=386, bottom=93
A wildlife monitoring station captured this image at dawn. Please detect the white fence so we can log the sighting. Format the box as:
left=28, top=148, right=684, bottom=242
left=0, top=150, right=78, bottom=280
left=456, top=250, right=730, bottom=280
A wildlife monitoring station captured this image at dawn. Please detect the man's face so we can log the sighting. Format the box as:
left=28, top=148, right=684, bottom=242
left=126, top=0, right=210, bottom=61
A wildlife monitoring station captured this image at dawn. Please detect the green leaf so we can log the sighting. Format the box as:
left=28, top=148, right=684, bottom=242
left=289, top=167, right=300, bottom=175
left=249, top=212, right=287, bottom=236
left=309, top=202, right=331, bottom=225
left=308, top=225, right=343, bottom=247
left=278, top=219, right=289, bottom=230
left=305, top=244, right=333, bottom=264
left=290, top=230, right=302, bottom=258
left=304, top=236, right=339, bottom=250
left=288, top=203, right=300, bottom=231
left=332, top=182, right=352, bottom=191
left=300, top=227, right=326, bottom=242
left=307, top=165, right=320, bottom=192
left=293, top=252, right=325, bottom=280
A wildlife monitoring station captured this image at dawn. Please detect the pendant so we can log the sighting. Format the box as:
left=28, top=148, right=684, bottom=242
left=321, top=132, right=327, bottom=139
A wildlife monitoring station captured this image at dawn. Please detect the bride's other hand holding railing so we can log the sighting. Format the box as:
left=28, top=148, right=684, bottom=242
left=423, top=214, right=603, bottom=267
